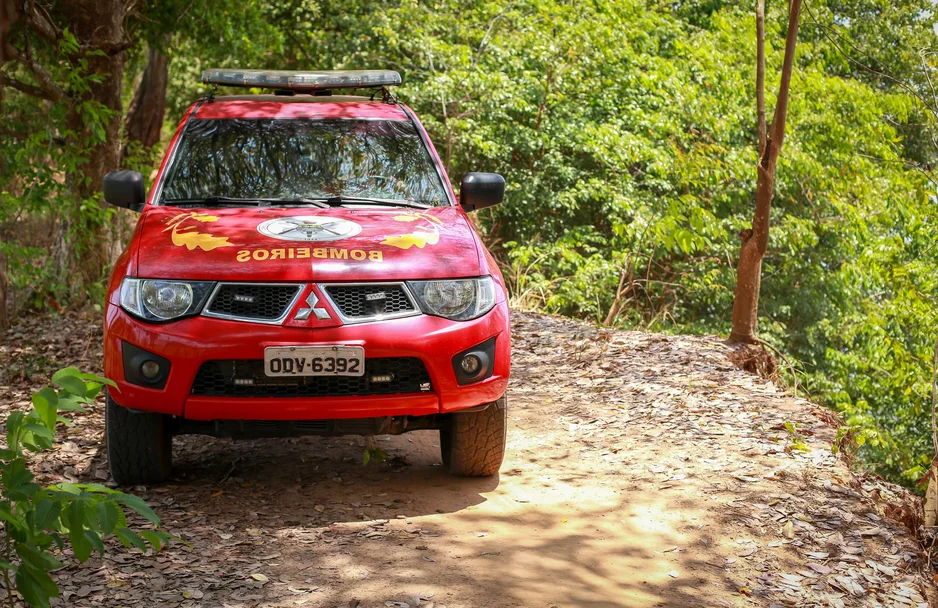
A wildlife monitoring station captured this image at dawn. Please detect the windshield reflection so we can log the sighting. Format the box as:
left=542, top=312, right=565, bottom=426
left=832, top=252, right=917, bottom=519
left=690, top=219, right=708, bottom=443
left=160, top=118, right=448, bottom=206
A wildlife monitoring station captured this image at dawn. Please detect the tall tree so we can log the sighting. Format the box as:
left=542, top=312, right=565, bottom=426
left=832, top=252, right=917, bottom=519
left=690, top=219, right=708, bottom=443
left=2, top=0, right=130, bottom=288
left=729, top=0, right=803, bottom=343
left=123, top=46, right=169, bottom=157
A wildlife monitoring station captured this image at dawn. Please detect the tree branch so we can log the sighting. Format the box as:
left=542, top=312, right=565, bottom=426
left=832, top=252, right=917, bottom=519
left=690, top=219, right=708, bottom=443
left=0, top=71, right=59, bottom=100
left=22, top=1, right=61, bottom=45
left=768, top=0, right=803, bottom=164
left=79, top=39, right=134, bottom=56
left=756, top=0, right=767, bottom=156
left=2, top=45, right=67, bottom=101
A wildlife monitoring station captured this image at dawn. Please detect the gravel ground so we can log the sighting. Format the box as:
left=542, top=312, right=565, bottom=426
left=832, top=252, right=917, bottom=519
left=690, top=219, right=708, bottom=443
left=0, top=309, right=934, bottom=607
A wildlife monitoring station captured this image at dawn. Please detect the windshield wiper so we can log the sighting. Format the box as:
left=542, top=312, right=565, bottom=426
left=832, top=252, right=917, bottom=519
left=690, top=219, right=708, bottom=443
left=319, top=196, right=430, bottom=209
left=163, top=196, right=330, bottom=208
left=163, top=196, right=429, bottom=209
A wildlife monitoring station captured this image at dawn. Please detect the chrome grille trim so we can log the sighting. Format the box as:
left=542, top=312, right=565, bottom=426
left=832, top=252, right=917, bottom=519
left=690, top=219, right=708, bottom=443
left=319, top=282, right=421, bottom=325
left=202, top=282, right=303, bottom=325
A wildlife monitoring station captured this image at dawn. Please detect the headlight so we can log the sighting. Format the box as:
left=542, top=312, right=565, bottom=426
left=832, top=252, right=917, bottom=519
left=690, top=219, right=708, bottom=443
left=120, top=278, right=214, bottom=321
left=408, top=276, right=497, bottom=321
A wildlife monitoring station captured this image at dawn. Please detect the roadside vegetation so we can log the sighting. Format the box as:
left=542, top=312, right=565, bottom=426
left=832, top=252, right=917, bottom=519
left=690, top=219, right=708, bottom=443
left=1, top=0, right=937, bottom=491
left=0, top=368, right=169, bottom=607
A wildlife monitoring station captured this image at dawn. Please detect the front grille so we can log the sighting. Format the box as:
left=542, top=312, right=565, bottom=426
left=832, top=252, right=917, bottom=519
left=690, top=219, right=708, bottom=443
left=205, top=284, right=300, bottom=321
left=190, top=358, right=431, bottom=397
left=325, top=284, right=415, bottom=319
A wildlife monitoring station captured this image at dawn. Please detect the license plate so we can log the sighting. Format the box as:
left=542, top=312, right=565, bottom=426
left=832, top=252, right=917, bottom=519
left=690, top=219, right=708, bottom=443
left=263, top=345, right=364, bottom=377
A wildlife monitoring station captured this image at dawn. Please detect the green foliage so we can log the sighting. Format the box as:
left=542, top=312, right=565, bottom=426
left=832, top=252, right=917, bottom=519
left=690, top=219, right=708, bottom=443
left=363, top=438, right=389, bottom=466
left=0, top=369, right=171, bottom=607
left=4, top=0, right=938, bottom=489
left=308, top=0, right=937, bottom=486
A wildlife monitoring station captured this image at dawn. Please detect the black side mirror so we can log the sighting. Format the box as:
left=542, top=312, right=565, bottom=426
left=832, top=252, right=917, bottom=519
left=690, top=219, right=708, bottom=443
left=103, top=170, right=146, bottom=212
left=460, top=172, right=505, bottom=212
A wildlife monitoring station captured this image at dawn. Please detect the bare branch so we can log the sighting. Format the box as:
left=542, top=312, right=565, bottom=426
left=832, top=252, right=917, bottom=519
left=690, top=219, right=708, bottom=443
left=756, top=0, right=767, bottom=156
left=768, top=0, right=803, bottom=162
left=2, top=45, right=67, bottom=101
left=0, top=71, right=59, bottom=100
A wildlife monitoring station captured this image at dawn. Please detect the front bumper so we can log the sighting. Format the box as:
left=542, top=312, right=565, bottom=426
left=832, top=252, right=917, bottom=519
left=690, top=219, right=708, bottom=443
left=103, top=301, right=510, bottom=421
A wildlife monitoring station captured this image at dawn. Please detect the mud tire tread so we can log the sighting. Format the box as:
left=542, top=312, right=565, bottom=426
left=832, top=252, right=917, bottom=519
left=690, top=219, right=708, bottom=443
left=441, top=395, right=507, bottom=477
left=106, top=392, right=172, bottom=485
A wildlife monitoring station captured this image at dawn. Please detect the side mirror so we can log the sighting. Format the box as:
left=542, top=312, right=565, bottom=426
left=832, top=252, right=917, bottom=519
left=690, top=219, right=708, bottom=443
left=103, top=170, right=145, bottom=212
left=460, top=172, right=505, bottom=212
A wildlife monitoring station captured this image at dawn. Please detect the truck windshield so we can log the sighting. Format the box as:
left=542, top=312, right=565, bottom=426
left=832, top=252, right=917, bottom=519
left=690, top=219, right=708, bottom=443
left=159, top=118, right=449, bottom=206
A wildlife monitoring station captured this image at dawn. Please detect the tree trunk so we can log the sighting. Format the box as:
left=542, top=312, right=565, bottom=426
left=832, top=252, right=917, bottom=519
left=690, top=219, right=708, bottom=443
left=728, top=0, right=802, bottom=344
left=58, top=0, right=127, bottom=289
left=123, top=46, right=169, bottom=157
left=730, top=164, right=774, bottom=342
left=0, top=0, right=14, bottom=63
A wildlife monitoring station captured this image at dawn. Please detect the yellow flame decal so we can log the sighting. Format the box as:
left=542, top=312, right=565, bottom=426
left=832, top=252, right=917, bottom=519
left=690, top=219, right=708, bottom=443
left=381, top=212, right=442, bottom=250
left=163, top=212, right=233, bottom=252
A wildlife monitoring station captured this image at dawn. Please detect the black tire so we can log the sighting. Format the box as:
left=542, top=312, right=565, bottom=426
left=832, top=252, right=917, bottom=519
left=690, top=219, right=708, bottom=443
left=440, top=395, right=507, bottom=477
left=105, top=392, right=172, bottom=485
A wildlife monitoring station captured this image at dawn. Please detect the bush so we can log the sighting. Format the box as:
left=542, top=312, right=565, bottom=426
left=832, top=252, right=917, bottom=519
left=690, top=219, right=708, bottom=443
left=0, top=368, right=171, bottom=608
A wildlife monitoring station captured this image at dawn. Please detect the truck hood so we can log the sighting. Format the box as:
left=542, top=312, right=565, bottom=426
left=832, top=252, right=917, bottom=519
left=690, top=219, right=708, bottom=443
left=134, top=206, right=484, bottom=282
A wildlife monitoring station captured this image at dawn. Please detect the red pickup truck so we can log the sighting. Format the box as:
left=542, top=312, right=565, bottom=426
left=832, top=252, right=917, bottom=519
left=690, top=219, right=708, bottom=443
left=101, top=70, right=510, bottom=485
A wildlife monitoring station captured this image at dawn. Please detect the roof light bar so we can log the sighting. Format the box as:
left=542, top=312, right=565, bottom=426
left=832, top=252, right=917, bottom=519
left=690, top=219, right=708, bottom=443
left=201, top=69, right=401, bottom=91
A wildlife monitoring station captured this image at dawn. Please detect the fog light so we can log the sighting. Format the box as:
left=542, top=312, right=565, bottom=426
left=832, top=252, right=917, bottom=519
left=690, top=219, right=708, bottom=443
left=370, top=374, right=393, bottom=383
left=460, top=354, right=482, bottom=375
left=140, top=360, right=161, bottom=380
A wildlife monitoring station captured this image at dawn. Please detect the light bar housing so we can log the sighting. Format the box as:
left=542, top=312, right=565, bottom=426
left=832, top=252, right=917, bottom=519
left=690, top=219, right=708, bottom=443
left=201, top=69, right=401, bottom=91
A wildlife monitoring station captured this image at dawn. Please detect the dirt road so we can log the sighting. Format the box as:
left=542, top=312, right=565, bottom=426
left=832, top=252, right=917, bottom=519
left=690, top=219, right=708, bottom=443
left=0, top=311, right=932, bottom=607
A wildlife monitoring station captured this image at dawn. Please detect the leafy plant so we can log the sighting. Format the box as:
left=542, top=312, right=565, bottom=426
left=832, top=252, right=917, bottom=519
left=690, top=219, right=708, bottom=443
left=0, top=368, right=171, bottom=608
left=362, top=438, right=389, bottom=466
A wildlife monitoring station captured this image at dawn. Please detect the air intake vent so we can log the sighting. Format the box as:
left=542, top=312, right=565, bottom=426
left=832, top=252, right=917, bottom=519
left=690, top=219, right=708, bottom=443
left=324, top=284, right=415, bottom=320
left=191, top=357, right=431, bottom=397
left=204, top=284, right=301, bottom=323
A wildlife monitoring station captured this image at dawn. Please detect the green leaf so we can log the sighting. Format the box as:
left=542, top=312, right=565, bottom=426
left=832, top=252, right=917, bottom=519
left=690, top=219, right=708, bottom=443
left=56, top=397, right=87, bottom=413
left=3, top=459, right=38, bottom=501
left=84, top=529, right=105, bottom=555
left=6, top=410, right=24, bottom=447
left=16, top=568, right=52, bottom=608
left=75, top=482, right=114, bottom=494
left=114, top=527, right=147, bottom=551
left=23, top=423, right=54, bottom=440
left=14, top=543, right=63, bottom=572
left=34, top=500, right=61, bottom=530
left=66, top=501, right=92, bottom=562
left=139, top=530, right=163, bottom=551
left=96, top=501, right=119, bottom=535
left=51, top=367, right=82, bottom=384
left=24, top=564, right=59, bottom=598
left=53, top=374, right=87, bottom=398
left=31, top=387, right=58, bottom=429
left=78, top=372, right=117, bottom=389
left=114, top=493, right=159, bottom=525
left=0, top=506, right=24, bottom=533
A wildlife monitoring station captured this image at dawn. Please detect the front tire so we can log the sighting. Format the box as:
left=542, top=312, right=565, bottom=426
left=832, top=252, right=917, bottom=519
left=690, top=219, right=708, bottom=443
left=440, top=395, right=507, bottom=476
left=105, top=393, right=172, bottom=485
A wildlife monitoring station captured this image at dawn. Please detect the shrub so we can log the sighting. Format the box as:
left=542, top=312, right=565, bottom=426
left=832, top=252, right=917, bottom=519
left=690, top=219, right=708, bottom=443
left=0, top=368, right=171, bottom=607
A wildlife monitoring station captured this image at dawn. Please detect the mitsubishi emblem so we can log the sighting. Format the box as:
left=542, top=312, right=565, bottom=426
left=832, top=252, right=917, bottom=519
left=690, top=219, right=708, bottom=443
left=295, top=290, right=331, bottom=321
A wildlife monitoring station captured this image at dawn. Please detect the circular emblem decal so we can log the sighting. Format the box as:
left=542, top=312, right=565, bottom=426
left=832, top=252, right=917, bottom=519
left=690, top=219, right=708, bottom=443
left=257, top=216, right=362, bottom=242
